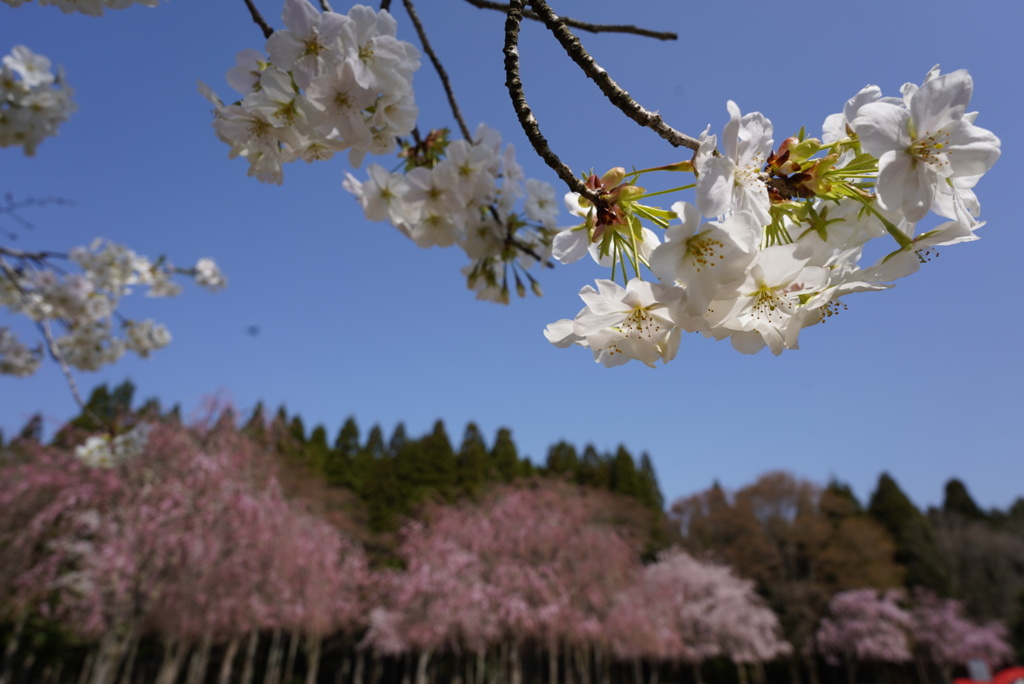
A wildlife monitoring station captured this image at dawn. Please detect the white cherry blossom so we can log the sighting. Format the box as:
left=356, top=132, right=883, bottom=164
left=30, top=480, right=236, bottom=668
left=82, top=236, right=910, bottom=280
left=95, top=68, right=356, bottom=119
left=561, top=279, right=692, bottom=368
left=852, top=69, right=1000, bottom=222
left=706, top=244, right=829, bottom=355
left=649, top=202, right=758, bottom=317
left=695, top=101, right=773, bottom=226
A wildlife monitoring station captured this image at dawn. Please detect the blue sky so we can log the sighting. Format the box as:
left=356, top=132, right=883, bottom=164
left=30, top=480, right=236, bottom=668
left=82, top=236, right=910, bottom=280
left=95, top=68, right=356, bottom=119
left=3, top=0, right=1022, bottom=513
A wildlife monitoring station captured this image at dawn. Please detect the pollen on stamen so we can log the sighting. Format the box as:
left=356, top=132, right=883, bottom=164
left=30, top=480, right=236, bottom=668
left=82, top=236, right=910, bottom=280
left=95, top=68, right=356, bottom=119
left=334, top=93, right=353, bottom=110
left=687, top=236, right=725, bottom=273
left=916, top=248, right=939, bottom=263
left=751, top=290, right=786, bottom=324
left=622, top=308, right=663, bottom=340
left=818, top=299, right=847, bottom=323
left=303, top=38, right=325, bottom=58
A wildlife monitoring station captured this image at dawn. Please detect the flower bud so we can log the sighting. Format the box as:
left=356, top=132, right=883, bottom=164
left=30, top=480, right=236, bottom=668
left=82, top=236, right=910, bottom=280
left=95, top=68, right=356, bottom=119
left=616, top=185, right=646, bottom=202
left=791, top=137, right=822, bottom=162
left=600, top=167, right=626, bottom=188
left=777, top=137, right=800, bottom=156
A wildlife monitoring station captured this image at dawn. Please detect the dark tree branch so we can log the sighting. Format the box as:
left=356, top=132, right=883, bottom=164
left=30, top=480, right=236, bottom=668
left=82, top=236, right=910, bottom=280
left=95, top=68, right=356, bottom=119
left=318, top=0, right=333, bottom=11
left=401, top=0, right=472, bottom=141
left=242, top=0, right=274, bottom=39
left=503, top=0, right=595, bottom=202
left=0, top=194, right=73, bottom=239
left=526, top=0, right=700, bottom=151
left=0, top=246, right=70, bottom=261
left=466, top=0, right=677, bottom=41
left=380, top=0, right=393, bottom=12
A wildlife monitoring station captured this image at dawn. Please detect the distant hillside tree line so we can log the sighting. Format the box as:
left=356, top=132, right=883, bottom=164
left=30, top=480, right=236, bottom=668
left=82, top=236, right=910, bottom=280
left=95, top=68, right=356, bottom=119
left=0, top=380, right=1022, bottom=684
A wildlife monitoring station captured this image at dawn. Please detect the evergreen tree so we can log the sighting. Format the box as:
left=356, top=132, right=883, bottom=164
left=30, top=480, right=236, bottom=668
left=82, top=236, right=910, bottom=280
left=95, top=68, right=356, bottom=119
left=578, top=445, right=611, bottom=489
left=323, top=417, right=359, bottom=486
left=545, top=441, right=579, bottom=479
left=388, top=423, right=408, bottom=458
left=108, top=380, right=136, bottom=418
left=80, top=384, right=112, bottom=428
left=348, top=423, right=384, bottom=493
left=136, top=397, right=162, bottom=420
left=241, top=402, right=268, bottom=445
left=457, top=422, right=488, bottom=496
left=16, top=414, right=43, bottom=443
left=277, top=414, right=306, bottom=463
left=490, top=427, right=519, bottom=482
left=609, top=445, right=643, bottom=499
left=288, top=415, right=307, bottom=444
left=333, top=417, right=360, bottom=454
left=363, top=424, right=386, bottom=458
left=361, top=455, right=404, bottom=531
left=637, top=452, right=665, bottom=510
left=306, top=424, right=331, bottom=476
left=868, top=472, right=949, bottom=593
left=211, top=406, right=237, bottom=434
left=61, top=380, right=136, bottom=436
left=943, top=478, right=988, bottom=522
left=400, top=420, right=458, bottom=502
left=271, top=406, right=300, bottom=459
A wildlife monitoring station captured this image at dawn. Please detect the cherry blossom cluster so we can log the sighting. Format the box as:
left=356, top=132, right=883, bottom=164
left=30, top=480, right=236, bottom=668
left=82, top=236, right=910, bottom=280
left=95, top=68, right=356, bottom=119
left=0, top=239, right=226, bottom=376
left=816, top=588, right=1013, bottom=673
left=816, top=589, right=912, bottom=665
left=74, top=421, right=152, bottom=468
left=546, top=66, right=1000, bottom=366
left=0, top=0, right=162, bottom=14
left=344, top=124, right=560, bottom=303
left=0, top=44, right=76, bottom=156
left=202, top=0, right=420, bottom=184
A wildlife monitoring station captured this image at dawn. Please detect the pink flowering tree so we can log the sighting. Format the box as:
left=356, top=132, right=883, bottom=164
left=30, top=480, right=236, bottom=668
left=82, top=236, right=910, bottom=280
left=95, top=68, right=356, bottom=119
left=383, top=481, right=641, bottom=684
left=0, top=418, right=371, bottom=684
left=0, top=442, right=122, bottom=683
left=909, top=589, right=1013, bottom=684
left=815, top=589, right=913, bottom=684
left=606, top=549, right=789, bottom=684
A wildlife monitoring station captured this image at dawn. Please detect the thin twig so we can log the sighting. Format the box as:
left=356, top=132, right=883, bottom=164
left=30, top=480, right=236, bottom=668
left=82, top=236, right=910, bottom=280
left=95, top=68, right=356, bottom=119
left=0, top=255, right=101, bottom=426
left=503, top=0, right=595, bottom=201
left=401, top=0, right=472, bottom=141
left=37, top=319, right=107, bottom=430
left=0, top=246, right=70, bottom=261
left=242, top=0, right=274, bottom=39
left=380, top=0, right=393, bottom=12
left=526, top=0, right=700, bottom=151
left=465, top=0, right=677, bottom=41
left=318, top=0, right=333, bottom=11
left=0, top=194, right=73, bottom=239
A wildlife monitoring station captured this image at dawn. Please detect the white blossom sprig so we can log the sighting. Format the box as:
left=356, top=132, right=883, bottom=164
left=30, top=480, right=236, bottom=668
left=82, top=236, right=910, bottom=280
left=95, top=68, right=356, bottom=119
left=1, top=239, right=226, bottom=376
left=0, top=45, right=76, bottom=156
left=343, top=123, right=559, bottom=304
left=546, top=66, right=1000, bottom=366
left=202, top=0, right=421, bottom=184
left=0, top=0, right=163, bottom=16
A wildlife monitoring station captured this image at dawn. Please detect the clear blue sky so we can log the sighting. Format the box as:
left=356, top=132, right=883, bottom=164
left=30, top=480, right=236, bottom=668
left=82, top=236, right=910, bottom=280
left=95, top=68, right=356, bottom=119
left=3, top=0, right=1022, bottom=513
